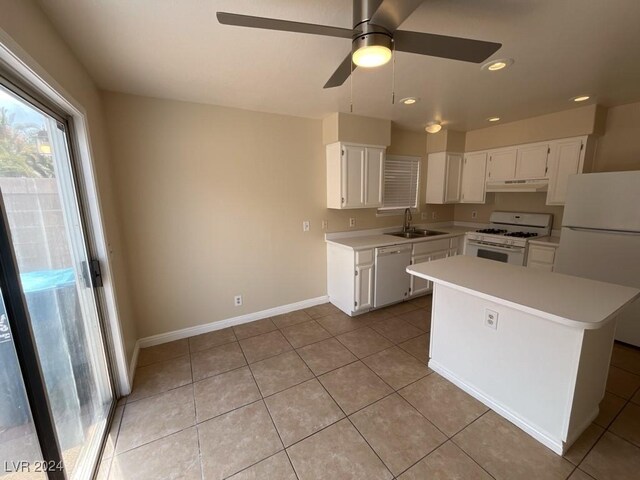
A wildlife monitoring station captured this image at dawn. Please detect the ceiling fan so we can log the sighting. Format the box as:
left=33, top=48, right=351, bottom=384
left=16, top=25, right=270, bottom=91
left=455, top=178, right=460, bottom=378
left=217, top=0, right=502, bottom=89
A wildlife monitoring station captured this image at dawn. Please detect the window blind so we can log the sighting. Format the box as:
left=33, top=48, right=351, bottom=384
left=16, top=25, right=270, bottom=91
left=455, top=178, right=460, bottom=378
left=380, top=155, right=420, bottom=210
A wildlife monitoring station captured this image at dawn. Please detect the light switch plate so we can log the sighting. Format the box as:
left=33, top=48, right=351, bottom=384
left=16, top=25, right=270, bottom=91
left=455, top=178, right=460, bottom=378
left=302, top=220, right=310, bottom=232
left=485, top=309, right=498, bottom=329
left=349, top=218, right=356, bottom=228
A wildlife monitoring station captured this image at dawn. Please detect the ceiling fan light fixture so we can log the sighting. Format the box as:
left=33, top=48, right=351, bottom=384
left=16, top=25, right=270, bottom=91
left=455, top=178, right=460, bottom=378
left=571, top=95, right=590, bottom=102
left=352, top=32, right=393, bottom=68
left=481, top=58, right=514, bottom=72
left=425, top=122, right=442, bottom=134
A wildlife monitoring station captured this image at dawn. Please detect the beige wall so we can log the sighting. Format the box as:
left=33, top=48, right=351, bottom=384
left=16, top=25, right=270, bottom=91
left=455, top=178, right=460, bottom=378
left=322, top=112, right=391, bottom=146
left=102, top=92, right=330, bottom=338
left=464, top=104, right=605, bottom=152
left=1, top=1, right=138, bottom=363
left=594, top=101, right=640, bottom=172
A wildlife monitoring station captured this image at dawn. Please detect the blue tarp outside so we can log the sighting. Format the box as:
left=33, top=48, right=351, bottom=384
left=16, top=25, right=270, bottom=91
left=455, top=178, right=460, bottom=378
left=20, top=268, right=76, bottom=293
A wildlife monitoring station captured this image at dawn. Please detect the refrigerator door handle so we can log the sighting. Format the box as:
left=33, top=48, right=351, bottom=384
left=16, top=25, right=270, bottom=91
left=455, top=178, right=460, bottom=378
left=566, top=226, right=640, bottom=236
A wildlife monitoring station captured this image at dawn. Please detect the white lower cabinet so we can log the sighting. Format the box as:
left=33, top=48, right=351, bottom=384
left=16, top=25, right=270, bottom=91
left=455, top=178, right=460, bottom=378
left=327, top=245, right=375, bottom=315
left=354, top=263, right=374, bottom=312
left=526, top=243, right=559, bottom=271
left=327, top=235, right=463, bottom=316
left=409, top=237, right=461, bottom=297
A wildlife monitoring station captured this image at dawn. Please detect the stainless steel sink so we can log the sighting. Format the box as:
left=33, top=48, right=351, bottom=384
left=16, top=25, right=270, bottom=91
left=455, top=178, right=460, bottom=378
left=386, top=229, right=448, bottom=239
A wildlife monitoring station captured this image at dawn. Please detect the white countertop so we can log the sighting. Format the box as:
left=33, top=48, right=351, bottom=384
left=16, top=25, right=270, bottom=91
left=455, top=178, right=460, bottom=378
left=407, top=255, right=640, bottom=330
left=528, top=236, right=561, bottom=247
left=326, top=226, right=473, bottom=250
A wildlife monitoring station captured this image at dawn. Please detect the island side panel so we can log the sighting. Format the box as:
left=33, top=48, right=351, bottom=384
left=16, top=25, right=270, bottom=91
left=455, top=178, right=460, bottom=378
left=429, top=284, right=584, bottom=454
left=565, top=321, right=615, bottom=445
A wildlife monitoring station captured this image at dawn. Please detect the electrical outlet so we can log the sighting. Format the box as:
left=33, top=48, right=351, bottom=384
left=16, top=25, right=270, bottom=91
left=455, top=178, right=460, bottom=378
left=321, top=220, right=328, bottom=230
left=471, top=210, right=478, bottom=219
left=349, top=218, right=356, bottom=228
left=485, top=309, right=498, bottom=329
left=431, top=212, right=437, bottom=220
left=421, top=212, right=428, bottom=220
left=302, top=220, right=310, bottom=232
left=234, top=295, right=243, bottom=307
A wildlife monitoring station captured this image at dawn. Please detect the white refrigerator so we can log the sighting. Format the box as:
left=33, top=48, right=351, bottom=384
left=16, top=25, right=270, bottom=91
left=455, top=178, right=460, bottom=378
left=555, top=171, right=640, bottom=346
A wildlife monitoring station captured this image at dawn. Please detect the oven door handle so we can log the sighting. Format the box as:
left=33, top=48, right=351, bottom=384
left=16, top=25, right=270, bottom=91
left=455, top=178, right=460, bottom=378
left=467, top=241, right=524, bottom=252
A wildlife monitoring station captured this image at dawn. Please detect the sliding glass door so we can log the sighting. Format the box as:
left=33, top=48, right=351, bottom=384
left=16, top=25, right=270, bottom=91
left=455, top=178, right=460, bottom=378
left=0, top=79, right=113, bottom=479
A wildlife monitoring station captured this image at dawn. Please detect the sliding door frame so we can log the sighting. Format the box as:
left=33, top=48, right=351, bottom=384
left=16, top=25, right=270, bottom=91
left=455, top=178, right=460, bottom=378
left=0, top=29, right=131, bottom=395
left=0, top=50, right=118, bottom=480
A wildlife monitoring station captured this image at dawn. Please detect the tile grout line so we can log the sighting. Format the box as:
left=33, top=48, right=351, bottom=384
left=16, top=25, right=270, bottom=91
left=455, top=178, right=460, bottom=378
left=446, top=410, right=499, bottom=480
left=235, top=335, right=301, bottom=480
left=191, top=381, right=205, bottom=480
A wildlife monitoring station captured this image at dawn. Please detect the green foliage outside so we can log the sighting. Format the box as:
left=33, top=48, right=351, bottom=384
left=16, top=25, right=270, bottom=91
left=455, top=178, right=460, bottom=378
left=0, top=107, right=54, bottom=178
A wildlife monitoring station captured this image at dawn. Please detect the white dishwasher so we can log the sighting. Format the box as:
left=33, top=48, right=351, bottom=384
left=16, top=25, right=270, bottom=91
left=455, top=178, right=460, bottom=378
left=374, top=244, right=412, bottom=308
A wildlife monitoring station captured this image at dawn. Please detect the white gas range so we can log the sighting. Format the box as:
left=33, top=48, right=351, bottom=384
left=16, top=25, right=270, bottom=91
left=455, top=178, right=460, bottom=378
left=464, top=212, right=553, bottom=266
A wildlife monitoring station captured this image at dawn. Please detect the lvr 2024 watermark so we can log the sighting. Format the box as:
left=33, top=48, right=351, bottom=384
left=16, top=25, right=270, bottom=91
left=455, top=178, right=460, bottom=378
left=4, top=460, right=64, bottom=473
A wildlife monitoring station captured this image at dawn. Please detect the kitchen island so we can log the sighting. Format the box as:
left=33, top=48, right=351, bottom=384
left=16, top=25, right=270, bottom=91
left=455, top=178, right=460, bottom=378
left=407, top=255, right=640, bottom=454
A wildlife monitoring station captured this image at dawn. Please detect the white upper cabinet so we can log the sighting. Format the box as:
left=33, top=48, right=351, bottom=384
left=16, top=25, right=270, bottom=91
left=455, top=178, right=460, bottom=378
left=342, top=144, right=365, bottom=208
left=326, top=142, right=385, bottom=209
left=461, top=151, right=487, bottom=203
left=546, top=137, right=587, bottom=205
left=426, top=152, right=463, bottom=204
left=364, top=147, right=384, bottom=206
left=487, top=148, right=517, bottom=180
left=516, top=143, right=550, bottom=179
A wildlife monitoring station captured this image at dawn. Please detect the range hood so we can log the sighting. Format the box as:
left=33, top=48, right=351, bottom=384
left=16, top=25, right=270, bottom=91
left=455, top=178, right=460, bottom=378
left=486, top=179, right=549, bottom=193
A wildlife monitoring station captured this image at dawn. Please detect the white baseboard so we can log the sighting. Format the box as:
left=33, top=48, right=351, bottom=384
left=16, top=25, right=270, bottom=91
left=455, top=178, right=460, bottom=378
left=137, top=295, right=329, bottom=349
left=429, top=360, right=565, bottom=455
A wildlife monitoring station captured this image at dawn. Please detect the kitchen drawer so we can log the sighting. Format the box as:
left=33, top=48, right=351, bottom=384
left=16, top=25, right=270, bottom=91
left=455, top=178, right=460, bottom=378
left=528, top=245, right=556, bottom=265
left=355, top=249, right=374, bottom=266
left=413, top=238, right=451, bottom=256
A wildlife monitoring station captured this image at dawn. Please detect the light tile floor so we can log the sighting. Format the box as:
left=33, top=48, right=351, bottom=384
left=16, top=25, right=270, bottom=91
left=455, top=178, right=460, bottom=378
left=99, top=296, right=640, bottom=480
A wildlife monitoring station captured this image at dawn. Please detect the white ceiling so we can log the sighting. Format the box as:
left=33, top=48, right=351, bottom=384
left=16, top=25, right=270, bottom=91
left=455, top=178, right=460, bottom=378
left=37, top=0, right=640, bottom=131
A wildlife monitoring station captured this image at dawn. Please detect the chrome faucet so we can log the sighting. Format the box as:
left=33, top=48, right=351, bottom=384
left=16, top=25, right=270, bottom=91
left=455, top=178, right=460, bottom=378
left=403, top=208, right=413, bottom=233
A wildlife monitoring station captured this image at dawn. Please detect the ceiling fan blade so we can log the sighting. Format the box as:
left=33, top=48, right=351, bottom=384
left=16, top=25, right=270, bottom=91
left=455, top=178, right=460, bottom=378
left=393, top=30, right=502, bottom=63
left=324, top=54, right=357, bottom=89
left=217, top=12, right=353, bottom=39
left=369, top=0, right=425, bottom=32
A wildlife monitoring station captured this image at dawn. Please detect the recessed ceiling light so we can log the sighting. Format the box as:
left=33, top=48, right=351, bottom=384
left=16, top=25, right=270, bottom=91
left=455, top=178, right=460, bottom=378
left=571, top=95, right=590, bottom=102
left=425, top=122, right=442, bottom=134
left=481, top=58, right=514, bottom=72
left=487, top=117, right=500, bottom=122
left=400, top=97, right=418, bottom=105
